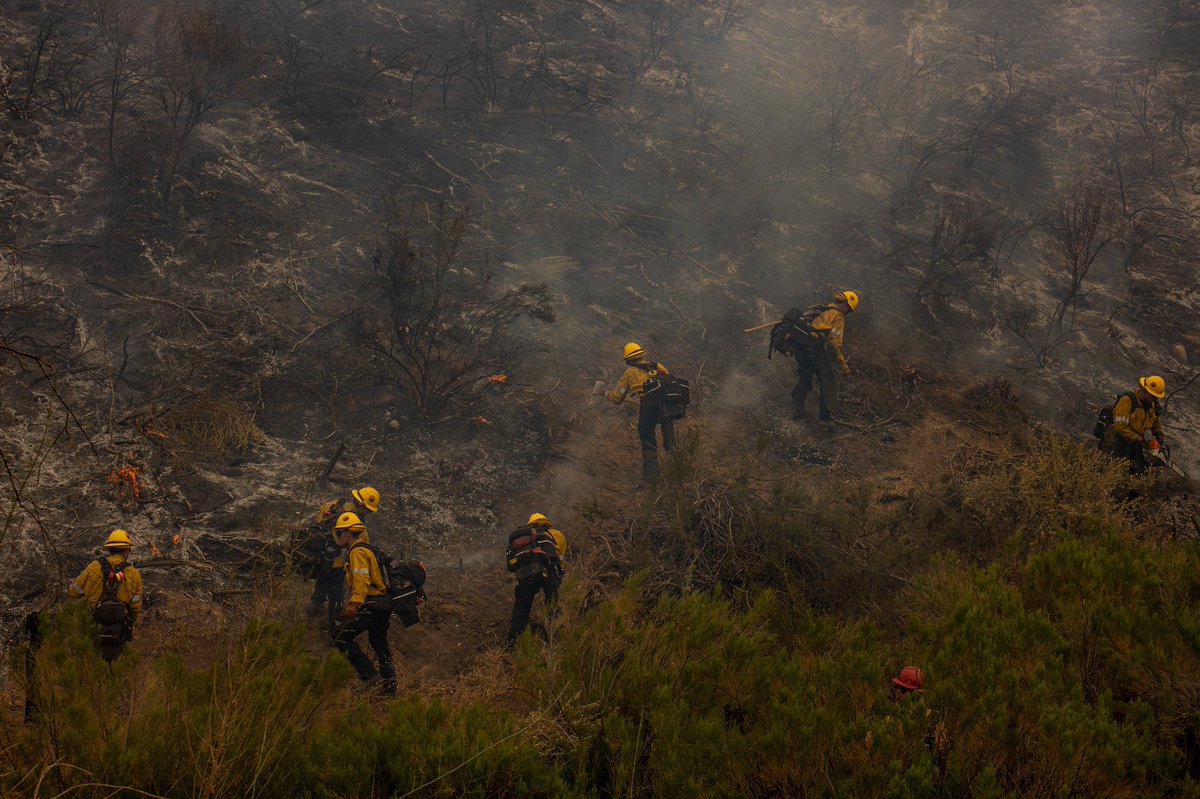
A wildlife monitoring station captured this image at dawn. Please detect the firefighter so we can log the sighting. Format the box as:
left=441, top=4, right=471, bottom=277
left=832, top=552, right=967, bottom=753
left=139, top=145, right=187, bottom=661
left=67, top=529, right=143, bottom=663
left=890, top=665, right=925, bottom=702
left=505, top=513, right=564, bottom=648
left=605, top=343, right=676, bottom=482
left=790, top=290, right=857, bottom=422
left=1104, top=376, right=1166, bottom=474
left=331, top=512, right=395, bottom=695
left=890, top=666, right=948, bottom=774
left=308, top=487, right=380, bottom=637
left=316, top=486, right=381, bottom=528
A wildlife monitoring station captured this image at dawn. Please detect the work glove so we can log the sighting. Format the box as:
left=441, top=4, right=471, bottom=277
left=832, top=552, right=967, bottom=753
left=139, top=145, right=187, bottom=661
left=605, top=389, right=622, bottom=403
left=338, top=602, right=361, bottom=621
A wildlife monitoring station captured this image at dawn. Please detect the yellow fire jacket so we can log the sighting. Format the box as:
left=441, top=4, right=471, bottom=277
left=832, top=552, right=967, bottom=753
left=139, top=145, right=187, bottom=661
left=344, top=534, right=388, bottom=606
left=808, top=306, right=849, bottom=371
left=68, top=554, right=143, bottom=624
left=607, top=361, right=669, bottom=404
left=548, top=528, right=567, bottom=559
left=1111, top=393, right=1162, bottom=444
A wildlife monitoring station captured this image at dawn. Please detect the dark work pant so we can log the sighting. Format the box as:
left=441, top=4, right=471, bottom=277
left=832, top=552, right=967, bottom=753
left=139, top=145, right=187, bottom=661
left=1110, top=437, right=1148, bottom=474
left=334, top=607, right=395, bottom=692
left=792, top=347, right=837, bottom=418
left=638, top=402, right=675, bottom=481
left=311, top=574, right=345, bottom=639
left=97, top=621, right=130, bottom=664
left=506, top=572, right=561, bottom=646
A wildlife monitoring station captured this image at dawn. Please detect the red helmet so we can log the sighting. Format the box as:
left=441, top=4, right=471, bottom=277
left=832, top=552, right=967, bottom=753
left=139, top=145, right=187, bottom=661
left=892, top=666, right=924, bottom=693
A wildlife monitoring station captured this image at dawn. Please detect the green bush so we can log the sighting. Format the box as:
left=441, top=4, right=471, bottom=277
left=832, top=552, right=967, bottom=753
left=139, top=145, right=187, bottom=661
left=3, top=605, right=567, bottom=799
left=960, top=432, right=1151, bottom=556
left=6, top=435, right=1199, bottom=798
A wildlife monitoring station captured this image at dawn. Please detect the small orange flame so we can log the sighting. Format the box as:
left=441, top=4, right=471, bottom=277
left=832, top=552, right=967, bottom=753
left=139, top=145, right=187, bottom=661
left=473, top=415, right=492, bottom=426
left=107, top=465, right=141, bottom=500
left=171, top=533, right=181, bottom=546
left=149, top=542, right=162, bottom=557
left=487, top=374, right=508, bottom=384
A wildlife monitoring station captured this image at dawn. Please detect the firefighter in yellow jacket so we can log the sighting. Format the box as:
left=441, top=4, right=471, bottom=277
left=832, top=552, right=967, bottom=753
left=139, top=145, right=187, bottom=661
left=791, top=290, right=857, bottom=422
left=68, top=529, right=143, bottom=662
left=606, top=343, right=676, bottom=482
left=308, top=486, right=380, bottom=637
left=505, top=513, right=566, bottom=646
left=1104, top=375, right=1166, bottom=473
left=331, top=512, right=395, bottom=695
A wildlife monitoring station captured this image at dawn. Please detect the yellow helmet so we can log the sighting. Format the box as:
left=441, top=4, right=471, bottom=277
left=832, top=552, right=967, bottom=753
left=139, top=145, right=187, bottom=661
left=1140, top=375, right=1166, bottom=398
left=352, top=486, right=380, bottom=513
left=104, top=529, right=132, bottom=549
left=334, top=512, right=365, bottom=534
left=834, top=290, right=859, bottom=312
left=622, top=342, right=646, bottom=361
left=527, top=512, right=551, bottom=527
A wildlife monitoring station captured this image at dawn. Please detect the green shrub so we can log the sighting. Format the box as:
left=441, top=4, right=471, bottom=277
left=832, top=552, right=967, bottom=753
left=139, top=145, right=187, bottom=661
left=3, top=606, right=568, bottom=799
left=960, top=433, right=1150, bottom=556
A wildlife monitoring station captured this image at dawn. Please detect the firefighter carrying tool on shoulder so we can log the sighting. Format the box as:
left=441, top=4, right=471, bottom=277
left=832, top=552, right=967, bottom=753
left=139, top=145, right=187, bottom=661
left=68, top=529, right=143, bottom=663
left=750, top=290, right=858, bottom=422
left=604, top=342, right=690, bottom=483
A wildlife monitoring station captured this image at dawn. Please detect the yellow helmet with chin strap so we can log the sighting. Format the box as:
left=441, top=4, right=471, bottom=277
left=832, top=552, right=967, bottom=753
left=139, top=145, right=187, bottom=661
left=527, top=512, right=551, bottom=527
left=622, top=342, right=646, bottom=361
left=1140, top=375, right=1166, bottom=398
left=834, top=290, right=859, bottom=312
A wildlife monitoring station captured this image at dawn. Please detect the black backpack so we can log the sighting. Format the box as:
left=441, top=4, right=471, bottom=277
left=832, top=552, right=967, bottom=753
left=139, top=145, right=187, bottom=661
left=1093, top=393, right=1134, bottom=441
left=292, top=524, right=341, bottom=579
left=92, top=559, right=130, bottom=643
left=506, top=528, right=556, bottom=580
left=352, top=542, right=427, bottom=628
left=768, top=306, right=824, bottom=359
left=637, top=365, right=691, bottom=420
left=387, top=559, right=428, bottom=628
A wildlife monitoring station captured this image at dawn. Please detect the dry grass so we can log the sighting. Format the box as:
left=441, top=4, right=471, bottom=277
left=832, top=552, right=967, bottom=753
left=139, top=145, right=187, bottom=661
left=152, top=398, right=266, bottom=460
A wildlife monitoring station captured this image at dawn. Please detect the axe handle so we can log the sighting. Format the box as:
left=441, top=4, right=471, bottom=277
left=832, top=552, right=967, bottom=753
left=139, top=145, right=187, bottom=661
left=743, top=320, right=781, bottom=334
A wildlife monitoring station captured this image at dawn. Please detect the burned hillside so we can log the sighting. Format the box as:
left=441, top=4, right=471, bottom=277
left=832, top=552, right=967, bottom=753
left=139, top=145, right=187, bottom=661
left=2, top=0, right=1200, bottom=793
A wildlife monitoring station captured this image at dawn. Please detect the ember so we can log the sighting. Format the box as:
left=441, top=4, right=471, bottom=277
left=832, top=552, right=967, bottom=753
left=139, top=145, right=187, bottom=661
left=486, top=374, right=508, bottom=384
left=135, top=418, right=168, bottom=440
left=899, top=366, right=924, bottom=391
left=473, top=416, right=493, bottom=426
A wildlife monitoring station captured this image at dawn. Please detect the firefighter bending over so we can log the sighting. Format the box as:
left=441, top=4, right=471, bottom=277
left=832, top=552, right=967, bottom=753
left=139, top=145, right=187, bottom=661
left=770, top=290, right=858, bottom=422
left=1102, top=375, right=1166, bottom=474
